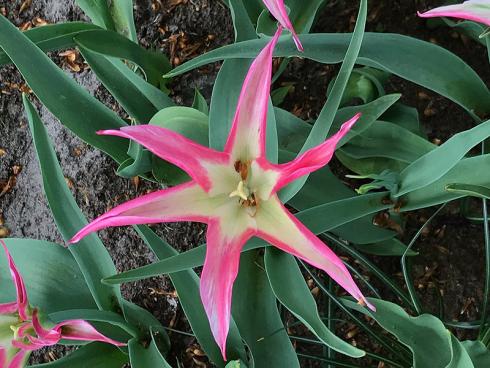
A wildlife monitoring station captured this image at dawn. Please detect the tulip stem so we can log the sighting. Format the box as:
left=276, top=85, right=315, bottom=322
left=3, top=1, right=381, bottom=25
left=401, top=203, right=446, bottom=316
left=300, top=260, right=413, bottom=366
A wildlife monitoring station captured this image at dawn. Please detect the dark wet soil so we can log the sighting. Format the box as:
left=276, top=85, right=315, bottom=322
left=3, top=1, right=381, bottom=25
left=0, top=0, right=489, bottom=367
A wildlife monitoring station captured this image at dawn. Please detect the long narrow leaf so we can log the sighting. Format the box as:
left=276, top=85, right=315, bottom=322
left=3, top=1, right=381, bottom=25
left=280, top=0, right=367, bottom=202
left=0, top=15, right=128, bottom=162
left=165, top=34, right=490, bottom=117
left=24, top=96, right=122, bottom=312
left=397, top=119, right=490, bottom=196
left=0, top=22, right=99, bottom=66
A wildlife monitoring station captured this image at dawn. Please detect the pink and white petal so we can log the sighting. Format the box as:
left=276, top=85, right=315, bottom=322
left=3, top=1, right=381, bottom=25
left=224, top=26, right=283, bottom=162
left=1, top=241, right=29, bottom=321
left=262, top=0, right=303, bottom=51
left=256, top=196, right=374, bottom=310
left=0, top=302, right=18, bottom=315
left=12, top=337, right=50, bottom=351
left=31, top=310, right=61, bottom=344
left=98, top=125, right=229, bottom=192
left=7, top=349, right=29, bottom=368
left=418, top=0, right=490, bottom=27
left=55, top=320, right=125, bottom=346
left=260, top=113, right=361, bottom=195
left=70, top=182, right=216, bottom=243
left=200, top=218, right=254, bottom=361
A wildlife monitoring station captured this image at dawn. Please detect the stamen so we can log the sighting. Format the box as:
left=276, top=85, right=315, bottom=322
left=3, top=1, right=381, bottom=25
left=229, top=181, right=250, bottom=201
left=234, top=160, right=249, bottom=181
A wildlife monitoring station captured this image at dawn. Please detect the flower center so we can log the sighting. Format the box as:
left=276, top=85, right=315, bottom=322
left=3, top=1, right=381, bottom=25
left=229, top=161, right=259, bottom=214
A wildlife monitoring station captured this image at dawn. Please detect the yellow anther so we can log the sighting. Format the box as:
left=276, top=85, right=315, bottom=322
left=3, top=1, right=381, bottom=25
left=229, top=180, right=250, bottom=201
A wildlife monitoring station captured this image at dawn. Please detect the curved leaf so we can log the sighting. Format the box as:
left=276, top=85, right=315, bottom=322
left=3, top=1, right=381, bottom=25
left=78, top=45, right=173, bottom=123
left=402, top=155, right=490, bottom=211
left=0, top=15, right=129, bottom=162
left=265, top=248, right=365, bottom=358
left=29, top=342, right=128, bottom=368
left=280, top=0, right=367, bottom=202
left=446, top=183, right=490, bottom=199
left=128, top=332, right=171, bottom=368
left=396, top=119, right=490, bottom=197
left=343, top=298, right=452, bottom=368
left=24, top=96, right=122, bottom=312
left=74, top=29, right=171, bottom=86
left=232, top=250, right=300, bottom=367
left=0, top=22, right=100, bottom=66
left=75, top=0, right=115, bottom=30
left=0, top=238, right=96, bottom=313
left=165, top=34, right=490, bottom=117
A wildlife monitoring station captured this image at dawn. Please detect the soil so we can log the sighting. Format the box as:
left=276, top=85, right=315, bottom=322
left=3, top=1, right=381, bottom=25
left=0, top=0, right=488, bottom=367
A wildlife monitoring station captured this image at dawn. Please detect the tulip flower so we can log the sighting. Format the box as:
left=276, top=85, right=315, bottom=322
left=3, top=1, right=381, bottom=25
left=418, top=0, right=490, bottom=27
left=262, top=0, right=304, bottom=51
left=70, top=26, right=373, bottom=360
left=0, top=240, right=124, bottom=368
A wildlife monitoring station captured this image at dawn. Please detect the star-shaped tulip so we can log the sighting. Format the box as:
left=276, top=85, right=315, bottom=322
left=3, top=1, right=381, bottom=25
left=418, top=0, right=490, bottom=27
left=0, top=240, right=124, bottom=368
left=262, top=0, right=304, bottom=51
left=70, top=26, right=373, bottom=360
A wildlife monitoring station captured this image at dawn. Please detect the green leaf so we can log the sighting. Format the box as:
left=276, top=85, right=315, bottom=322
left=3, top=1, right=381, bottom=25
left=121, top=299, right=169, bottom=346
left=74, top=29, right=171, bottom=86
left=402, top=155, right=490, bottom=211
left=341, top=121, right=434, bottom=162
left=264, top=248, right=365, bottom=358
left=448, top=334, right=475, bottom=368
left=381, top=102, right=424, bottom=137
left=225, top=360, right=246, bottom=368
left=209, top=0, right=256, bottom=151
left=77, top=46, right=173, bottom=179
left=271, top=85, right=293, bottom=106
left=192, top=88, right=209, bottom=115
left=280, top=0, right=367, bottom=202
left=446, top=184, right=490, bottom=200
left=128, top=332, right=172, bottom=368
left=462, top=340, right=490, bottom=367
left=102, top=240, right=263, bottom=285
left=75, top=0, right=115, bottom=30
left=29, top=342, right=128, bottom=368
left=275, top=94, right=400, bottom=158
left=0, top=15, right=129, bottom=162
left=78, top=46, right=173, bottom=123
left=336, top=149, right=407, bottom=177
left=397, top=119, right=490, bottom=197
left=296, top=192, right=391, bottom=235
left=0, top=238, right=96, bottom=313
left=24, top=96, right=122, bottom=312
left=232, top=250, right=299, bottom=367
left=135, top=226, right=247, bottom=367
left=354, top=238, right=418, bottom=257
left=165, top=34, right=490, bottom=117
left=343, top=298, right=453, bottom=368
left=109, top=0, right=137, bottom=42
left=0, top=22, right=100, bottom=66
left=287, top=0, right=326, bottom=34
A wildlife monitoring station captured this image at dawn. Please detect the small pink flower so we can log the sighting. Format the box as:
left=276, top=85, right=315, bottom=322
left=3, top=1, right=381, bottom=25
left=70, top=26, right=372, bottom=360
left=418, top=0, right=490, bottom=27
left=0, top=240, right=124, bottom=368
left=262, top=0, right=304, bottom=51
